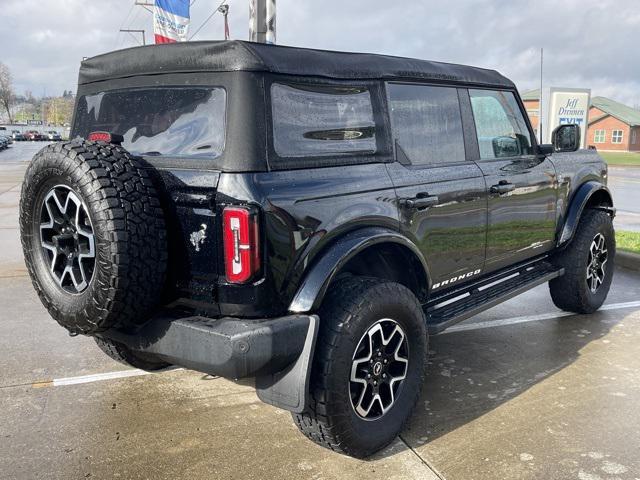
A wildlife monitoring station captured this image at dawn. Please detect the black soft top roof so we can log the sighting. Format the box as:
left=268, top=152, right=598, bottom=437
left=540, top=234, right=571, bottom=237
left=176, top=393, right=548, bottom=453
left=78, top=40, right=514, bottom=89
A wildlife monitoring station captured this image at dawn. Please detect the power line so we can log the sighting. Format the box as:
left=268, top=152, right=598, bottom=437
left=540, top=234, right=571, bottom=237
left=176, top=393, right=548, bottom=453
left=120, top=29, right=147, bottom=45
left=114, top=1, right=137, bottom=49
left=122, top=5, right=144, bottom=47
left=189, top=0, right=229, bottom=40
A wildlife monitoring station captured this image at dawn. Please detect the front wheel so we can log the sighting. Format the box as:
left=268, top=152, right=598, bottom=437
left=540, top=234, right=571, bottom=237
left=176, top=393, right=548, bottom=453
left=549, top=209, right=615, bottom=313
left=292, top=277, right=427, bottom=458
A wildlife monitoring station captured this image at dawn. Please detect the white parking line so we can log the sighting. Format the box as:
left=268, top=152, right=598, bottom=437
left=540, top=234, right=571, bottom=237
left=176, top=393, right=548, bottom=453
left=52, top=369, right=155, bottom=386
left=444, top=300, right=640, bottom=334
left=50, top=367, right=185, bottom=387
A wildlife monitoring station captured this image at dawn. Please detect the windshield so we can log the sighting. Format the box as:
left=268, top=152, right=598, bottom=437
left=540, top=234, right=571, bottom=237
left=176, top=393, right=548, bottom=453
left=73, top=87, right=226, bottom=158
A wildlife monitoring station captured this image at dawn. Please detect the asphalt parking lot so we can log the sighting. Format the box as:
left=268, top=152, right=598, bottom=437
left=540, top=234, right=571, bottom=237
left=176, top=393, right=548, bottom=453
left=609, top=166, right=640, bottom=232
left=1, top=142, right=640, bottom=480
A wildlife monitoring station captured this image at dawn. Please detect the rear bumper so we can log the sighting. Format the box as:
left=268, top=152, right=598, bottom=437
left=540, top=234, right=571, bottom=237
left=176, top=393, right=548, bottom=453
left=101, top=313, right=319, bottom=412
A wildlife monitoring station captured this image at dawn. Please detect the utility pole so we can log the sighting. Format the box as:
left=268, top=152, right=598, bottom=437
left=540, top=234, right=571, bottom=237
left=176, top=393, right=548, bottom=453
left=134, top=0, right=154, bottom=13
left=249, top=0, right=276, bottom=44
left=120, top=28, right=146, bottom=45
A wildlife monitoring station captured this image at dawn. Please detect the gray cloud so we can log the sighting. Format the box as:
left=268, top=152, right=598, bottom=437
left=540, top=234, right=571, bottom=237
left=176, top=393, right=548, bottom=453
left=2, top=0, right=639, bottom=106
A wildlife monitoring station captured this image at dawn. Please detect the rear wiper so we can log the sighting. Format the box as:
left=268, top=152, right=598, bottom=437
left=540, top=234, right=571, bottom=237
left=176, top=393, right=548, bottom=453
left=140, top=151, right=162, bottom=156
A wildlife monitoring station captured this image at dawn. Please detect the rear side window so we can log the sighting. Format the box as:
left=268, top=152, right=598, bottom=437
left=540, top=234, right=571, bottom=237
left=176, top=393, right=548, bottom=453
left=271, top=83, right=376, bottom=158
left=387, top=84, right=465, bottom=166
left=469, top=89, right=533, bottom=159
left=73, top=87, right=226, bottom=158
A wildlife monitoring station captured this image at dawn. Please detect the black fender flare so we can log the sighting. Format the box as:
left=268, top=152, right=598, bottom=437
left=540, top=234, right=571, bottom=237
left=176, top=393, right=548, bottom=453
left=558, top=181, right=615, bottom=247
left=288, top=227, right=430, bottom=313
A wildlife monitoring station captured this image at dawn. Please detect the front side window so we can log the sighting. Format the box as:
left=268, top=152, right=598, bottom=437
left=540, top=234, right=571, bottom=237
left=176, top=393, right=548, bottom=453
left=469, top=89, right=533, bottom=159
left=594, top=129, right=606, bottom=143
left=387, top=83, right=465, bottom=166
left=271, top=83, right=376, bottom=158
left=612, top=130, right=624, bottom=144
left=73, top=87, right=226, bottom=158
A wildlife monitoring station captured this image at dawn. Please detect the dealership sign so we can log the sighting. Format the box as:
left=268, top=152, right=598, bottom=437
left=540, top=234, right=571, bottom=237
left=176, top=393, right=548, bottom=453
left=541, top=87, right=591, bottom=149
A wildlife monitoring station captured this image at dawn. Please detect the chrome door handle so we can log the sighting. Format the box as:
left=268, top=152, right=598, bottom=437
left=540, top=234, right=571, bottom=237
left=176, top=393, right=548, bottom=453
left=400, top=194, right=439, bottom=209
left=490, top=182, right=515, bottom=194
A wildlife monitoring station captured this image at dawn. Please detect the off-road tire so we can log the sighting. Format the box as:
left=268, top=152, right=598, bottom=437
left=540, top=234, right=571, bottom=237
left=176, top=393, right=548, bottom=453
left=549, top=209, right=615, bottom=313
left=20, top=140, right=167, bottom=335
left=94, top=337, right=170, bottom=371
left=292, top=276, right=427, bottom=458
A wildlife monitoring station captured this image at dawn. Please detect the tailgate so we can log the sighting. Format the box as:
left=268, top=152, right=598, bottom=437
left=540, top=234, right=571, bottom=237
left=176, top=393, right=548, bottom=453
left=153, top=167, right=221, bottom=306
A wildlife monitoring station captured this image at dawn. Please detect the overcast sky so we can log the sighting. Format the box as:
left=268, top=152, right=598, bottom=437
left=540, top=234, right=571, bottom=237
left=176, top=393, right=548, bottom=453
left=2, top=0, right=639, bottom=106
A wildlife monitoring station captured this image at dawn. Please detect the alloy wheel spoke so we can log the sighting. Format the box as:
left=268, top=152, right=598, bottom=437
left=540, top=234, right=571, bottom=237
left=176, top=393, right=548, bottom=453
left=349, top=318, right=410, bottom=420
left=586, top=233, right=607, bottom=293
left=39, top=185, right=95, bottom=294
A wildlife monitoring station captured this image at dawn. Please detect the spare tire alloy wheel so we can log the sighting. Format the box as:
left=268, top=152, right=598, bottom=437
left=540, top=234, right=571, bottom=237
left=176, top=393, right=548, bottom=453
left=20, top=141, right=167, bottom=336
left=350, top=319, right=409, bottom=420
left=586, top=233, right=608, bottom=293
left=39, top=185, right=95, bottom=294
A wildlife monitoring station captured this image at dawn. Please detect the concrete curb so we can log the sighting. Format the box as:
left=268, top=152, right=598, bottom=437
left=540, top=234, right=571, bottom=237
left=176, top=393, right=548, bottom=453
left=617, top=250, right=640, bottom=271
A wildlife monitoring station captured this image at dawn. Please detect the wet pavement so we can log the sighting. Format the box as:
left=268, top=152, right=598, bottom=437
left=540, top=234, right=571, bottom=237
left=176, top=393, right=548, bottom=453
left=1, top=142, right=640, bottom=479
left=609, top=166, right=640, bottom=232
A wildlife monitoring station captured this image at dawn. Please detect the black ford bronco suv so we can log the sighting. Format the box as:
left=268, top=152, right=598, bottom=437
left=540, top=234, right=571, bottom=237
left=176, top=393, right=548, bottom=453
left=20, top=41, right=615, bottom=458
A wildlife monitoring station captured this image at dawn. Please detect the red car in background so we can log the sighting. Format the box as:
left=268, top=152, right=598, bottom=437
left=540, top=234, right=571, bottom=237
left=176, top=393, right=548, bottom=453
left=24, top=130, right=44, bottom=141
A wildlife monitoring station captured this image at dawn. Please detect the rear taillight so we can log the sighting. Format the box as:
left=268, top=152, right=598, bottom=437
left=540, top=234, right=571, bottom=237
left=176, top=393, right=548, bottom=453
left=87, top=131, right=124, bottom=145
left=222, top=206, right=260, bottom=284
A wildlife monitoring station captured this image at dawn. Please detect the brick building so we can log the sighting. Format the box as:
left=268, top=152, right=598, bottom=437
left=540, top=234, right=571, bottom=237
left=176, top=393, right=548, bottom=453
left=521, top=89, right=640, bottom=152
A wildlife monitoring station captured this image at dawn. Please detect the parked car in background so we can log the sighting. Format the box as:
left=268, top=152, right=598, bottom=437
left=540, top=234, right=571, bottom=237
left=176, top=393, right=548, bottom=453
left=2, top=134, right=13, bottom=145
left=0, top=136, right=8, bottom=150
left=46, top=131, right=62, bottom=141
left=23, top=131, right=35, bottom=141
left=24, top=130, right=43, bottom=141
left=12, top=130, right=26, bottom=141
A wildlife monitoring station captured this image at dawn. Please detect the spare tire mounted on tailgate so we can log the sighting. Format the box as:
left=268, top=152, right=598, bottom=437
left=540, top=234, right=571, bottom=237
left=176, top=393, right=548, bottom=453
left=19, top=141, right=167, bottom=335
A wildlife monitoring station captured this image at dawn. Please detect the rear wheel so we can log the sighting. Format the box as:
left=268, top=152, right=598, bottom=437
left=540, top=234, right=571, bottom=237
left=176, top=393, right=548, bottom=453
left=292, top=277, right=427, bottom=458
left=94, top=337, right=169, bottom=371
left=549, top=209, right=615, bottom=313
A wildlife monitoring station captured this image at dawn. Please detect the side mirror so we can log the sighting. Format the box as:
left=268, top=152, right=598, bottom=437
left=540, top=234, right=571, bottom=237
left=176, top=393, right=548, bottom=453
left=552, top=124, right=581, bottom=152
left=536, top=144, right=554, bottom=156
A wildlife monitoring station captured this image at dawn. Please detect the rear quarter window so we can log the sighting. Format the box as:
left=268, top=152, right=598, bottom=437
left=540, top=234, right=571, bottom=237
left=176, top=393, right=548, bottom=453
left=73, top=87, right=226, bottom=159
left=270, top=83, right=377, bottom=160
left=387, top=83, right=466, bottom=166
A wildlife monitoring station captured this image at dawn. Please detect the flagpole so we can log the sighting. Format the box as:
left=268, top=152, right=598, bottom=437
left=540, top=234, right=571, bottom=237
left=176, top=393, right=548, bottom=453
left=250, top=0, right=276, bottom=44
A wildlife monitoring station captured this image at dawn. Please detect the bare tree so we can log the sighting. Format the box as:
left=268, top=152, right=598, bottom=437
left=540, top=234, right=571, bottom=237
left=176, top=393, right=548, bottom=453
left=0, top=62, right=15, bottom=124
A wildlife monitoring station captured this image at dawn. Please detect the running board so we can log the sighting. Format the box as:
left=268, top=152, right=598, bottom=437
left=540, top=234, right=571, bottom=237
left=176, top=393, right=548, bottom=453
left=425, top=260, right=564, bottom=335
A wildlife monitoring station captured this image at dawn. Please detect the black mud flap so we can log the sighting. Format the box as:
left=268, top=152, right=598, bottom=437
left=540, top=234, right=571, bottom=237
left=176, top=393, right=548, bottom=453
left=255, top=315, right=319, bottom=413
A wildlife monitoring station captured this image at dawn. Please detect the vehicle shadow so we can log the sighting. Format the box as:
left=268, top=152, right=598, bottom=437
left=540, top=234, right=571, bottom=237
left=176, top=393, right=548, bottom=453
left=372, top=310, right=618, bottom=460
